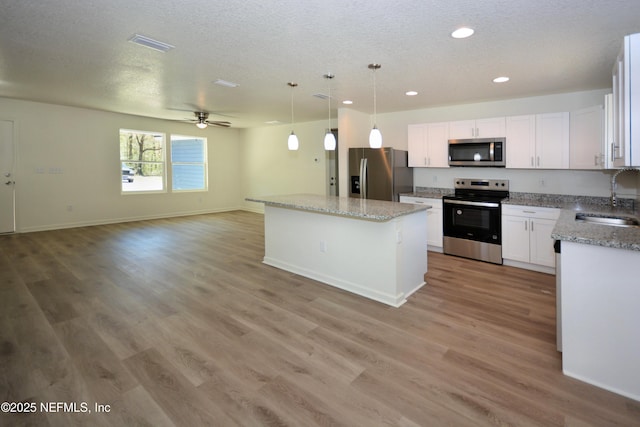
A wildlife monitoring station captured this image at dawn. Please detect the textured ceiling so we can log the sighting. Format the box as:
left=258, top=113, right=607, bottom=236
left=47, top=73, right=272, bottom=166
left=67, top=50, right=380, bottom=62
left=1, top=0, right=639, bottom=128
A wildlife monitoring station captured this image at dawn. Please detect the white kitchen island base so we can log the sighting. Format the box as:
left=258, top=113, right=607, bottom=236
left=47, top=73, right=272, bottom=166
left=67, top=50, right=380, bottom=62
left=247, top=194, right=429, bottom=307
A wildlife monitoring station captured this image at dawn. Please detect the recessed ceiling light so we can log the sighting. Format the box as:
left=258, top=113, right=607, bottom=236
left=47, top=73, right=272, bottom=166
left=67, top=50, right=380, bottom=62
left=128, top=34, right=174, bottom=52
left=265, top=120, right=282, bottom=125
left=493, top=76, right=510, bottom=83
left=213, top=79, right=239, bottom=88
left=405, top=91, right=418, bottom=96
left=451, top=27, right=474, bottom=39
left=342, top=100, right=353, bottom=105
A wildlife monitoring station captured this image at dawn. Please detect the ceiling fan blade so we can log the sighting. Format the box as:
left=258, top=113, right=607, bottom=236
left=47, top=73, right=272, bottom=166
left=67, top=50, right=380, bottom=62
left=207, top=121, right=231, bottom=127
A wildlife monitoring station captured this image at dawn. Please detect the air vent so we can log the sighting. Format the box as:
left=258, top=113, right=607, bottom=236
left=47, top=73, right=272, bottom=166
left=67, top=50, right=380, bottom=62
left=213, top=79, right=239, bottom=88
left=128, top=34, right=174, bottom=52
left=313, top=93, right=330, bottom=100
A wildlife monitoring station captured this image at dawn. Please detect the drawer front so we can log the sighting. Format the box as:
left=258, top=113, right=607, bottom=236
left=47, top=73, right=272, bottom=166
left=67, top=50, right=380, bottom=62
left=502, top=204, right=560, bottom=220
left=400, top=196, right=442, bottom=208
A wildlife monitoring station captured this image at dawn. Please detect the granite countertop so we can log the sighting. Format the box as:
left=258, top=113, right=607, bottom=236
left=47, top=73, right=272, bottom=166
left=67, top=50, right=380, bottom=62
left=551, top=209, right=640, bottom=251
left=402, top=187, right=454, bottom=199
left=245, top=194, right=430, bottom=222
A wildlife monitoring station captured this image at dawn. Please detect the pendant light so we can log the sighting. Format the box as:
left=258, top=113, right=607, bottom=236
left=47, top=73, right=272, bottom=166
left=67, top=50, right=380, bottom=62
left=368, top=63, right=382, bottom=148
left=323, top=73, right=336, bottom=151
left=287, top=82, right=299, bottom=150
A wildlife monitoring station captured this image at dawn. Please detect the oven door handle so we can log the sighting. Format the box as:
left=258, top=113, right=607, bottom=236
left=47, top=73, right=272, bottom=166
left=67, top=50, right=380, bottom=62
left=444, top=199, right=500, bottom=208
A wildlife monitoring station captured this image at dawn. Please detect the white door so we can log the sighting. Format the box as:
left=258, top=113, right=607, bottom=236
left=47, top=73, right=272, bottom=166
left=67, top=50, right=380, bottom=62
left=0, top=120, right=15, bottom=233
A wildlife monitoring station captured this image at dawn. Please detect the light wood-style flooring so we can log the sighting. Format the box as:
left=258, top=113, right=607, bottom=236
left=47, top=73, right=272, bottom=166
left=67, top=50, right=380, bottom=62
left=1, top=211, right=639, bottom=426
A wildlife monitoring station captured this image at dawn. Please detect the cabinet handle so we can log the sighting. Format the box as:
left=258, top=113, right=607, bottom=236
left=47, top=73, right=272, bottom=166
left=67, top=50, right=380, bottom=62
left=531, top=220, right=534, bottom=232
left=536, top=156, right=540, bottom=167
left=612, top=142, right=621, bottom=160
left=524, top=220, right=527, bottom=231
left=594, top=154, right=599, bottom=166
left=531, top=157, right=534, bottom=167
left=424, top=157, right=427, bottom=166
left=523, top=210, right=536, bottom=214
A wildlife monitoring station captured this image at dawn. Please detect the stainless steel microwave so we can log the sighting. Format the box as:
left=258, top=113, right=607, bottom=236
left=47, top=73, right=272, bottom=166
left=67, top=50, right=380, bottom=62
left=448, top=137, right=506, bottom=167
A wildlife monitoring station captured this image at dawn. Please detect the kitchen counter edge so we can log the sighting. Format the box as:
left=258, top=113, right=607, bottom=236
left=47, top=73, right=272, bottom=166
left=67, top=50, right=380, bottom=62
left=246, top=194, right=430, bottom=222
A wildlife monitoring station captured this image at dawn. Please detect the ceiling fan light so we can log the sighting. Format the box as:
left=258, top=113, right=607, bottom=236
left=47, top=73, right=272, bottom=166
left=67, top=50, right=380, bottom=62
left=288, top=131, right=299, bottom=150
left=324, top=130, right=336, bottom=151
left=196, top=122, right=207, bottom=129
left=369, top=126, right=382, bottom=149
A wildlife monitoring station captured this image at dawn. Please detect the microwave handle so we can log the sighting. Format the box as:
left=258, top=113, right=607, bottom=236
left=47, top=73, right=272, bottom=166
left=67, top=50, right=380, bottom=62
left=489, top=142, right=495, bottom=162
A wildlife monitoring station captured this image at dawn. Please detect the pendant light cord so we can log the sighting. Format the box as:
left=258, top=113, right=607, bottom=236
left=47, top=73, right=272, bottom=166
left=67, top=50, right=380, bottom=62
left=372, top=69, right=377, bottom=125
left=288, top=82, right=297, bottom=128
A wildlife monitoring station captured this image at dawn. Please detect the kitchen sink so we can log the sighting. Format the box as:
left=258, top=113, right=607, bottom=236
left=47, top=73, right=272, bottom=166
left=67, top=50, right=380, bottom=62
left=575, top=212, right=640, bottom=227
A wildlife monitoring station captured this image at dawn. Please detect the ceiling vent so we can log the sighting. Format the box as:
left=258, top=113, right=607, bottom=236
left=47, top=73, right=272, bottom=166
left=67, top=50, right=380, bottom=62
left=128, top=34, right=174, bottom=52
left=213, top=79, right=239, bottom=88
left=313, top=93, right=330, bottom=100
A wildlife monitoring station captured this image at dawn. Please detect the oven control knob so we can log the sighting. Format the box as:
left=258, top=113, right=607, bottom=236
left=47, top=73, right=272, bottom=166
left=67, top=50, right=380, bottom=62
left=457, top=210, right=462, bottom=215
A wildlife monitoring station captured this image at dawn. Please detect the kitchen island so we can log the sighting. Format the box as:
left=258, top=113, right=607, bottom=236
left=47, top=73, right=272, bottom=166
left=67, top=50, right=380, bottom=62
left=552, top=208, right=640, bottom=402
left=245, top=194, right=430, bottom=307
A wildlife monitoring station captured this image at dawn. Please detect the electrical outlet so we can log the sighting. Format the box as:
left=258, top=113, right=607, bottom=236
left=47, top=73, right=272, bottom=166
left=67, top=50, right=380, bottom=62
left=320, top=240, right=327, bottom=253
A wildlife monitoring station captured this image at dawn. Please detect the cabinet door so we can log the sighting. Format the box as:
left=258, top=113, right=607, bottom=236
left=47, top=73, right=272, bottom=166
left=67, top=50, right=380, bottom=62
left=408, top=124, right=427, bottom=167
left=536, top=112, right=570, bottom=169
left=425, top=122, right=449, bottom=167
left=529, top=218, right=557, bottom=267
left=612, top=52, right=626, bottom=167
left=570, top=105, right=604, bottom=170
left=506, top=115, right=536, bottom=168
left=448, top=120, right=476, bottom=139
left=426, top=207, right=443, bottom=248
left=501, top=215, right=530, bottom=263
left=604, top=94, right=615, bottom=169
left=476, top=117, right=506, bottom=138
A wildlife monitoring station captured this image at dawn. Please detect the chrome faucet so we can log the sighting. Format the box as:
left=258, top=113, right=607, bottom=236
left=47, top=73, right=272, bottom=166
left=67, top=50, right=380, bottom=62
left=611, top=167, right=640, bottom=207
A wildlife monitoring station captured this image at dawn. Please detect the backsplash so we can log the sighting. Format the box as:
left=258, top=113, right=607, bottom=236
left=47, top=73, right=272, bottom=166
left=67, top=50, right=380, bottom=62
left=415, top=186, right=636, bottom=211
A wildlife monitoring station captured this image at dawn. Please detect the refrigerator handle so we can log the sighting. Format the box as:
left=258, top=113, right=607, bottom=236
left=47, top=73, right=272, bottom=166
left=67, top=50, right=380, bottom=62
left=360, top=158, right=367, bottom=199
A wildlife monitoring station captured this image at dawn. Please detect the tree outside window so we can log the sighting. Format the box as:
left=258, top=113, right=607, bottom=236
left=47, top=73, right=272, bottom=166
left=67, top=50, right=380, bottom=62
left=120, top=129, right=166, bottom=193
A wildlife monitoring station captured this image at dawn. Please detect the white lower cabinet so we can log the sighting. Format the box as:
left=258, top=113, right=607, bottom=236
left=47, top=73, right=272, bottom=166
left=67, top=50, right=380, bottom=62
left=400, top=196, right=443, bottom=251
left=502, top=205, right=560, bottom=272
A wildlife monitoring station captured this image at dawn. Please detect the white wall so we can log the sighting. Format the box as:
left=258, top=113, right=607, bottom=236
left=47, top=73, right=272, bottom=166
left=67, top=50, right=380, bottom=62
left=241, top=120, right=331, bottom=213
left=0, top=98, right=244, bottom=232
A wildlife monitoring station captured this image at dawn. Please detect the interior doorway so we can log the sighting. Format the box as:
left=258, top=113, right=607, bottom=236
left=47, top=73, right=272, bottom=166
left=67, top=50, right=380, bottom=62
left=326, top=128, right=339, bottom=196
left=0, top=120, right=15, bottom=233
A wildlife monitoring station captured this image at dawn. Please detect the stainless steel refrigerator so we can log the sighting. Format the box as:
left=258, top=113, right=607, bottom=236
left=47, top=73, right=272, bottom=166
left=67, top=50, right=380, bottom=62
left=349, top=147, right=413, bottom=202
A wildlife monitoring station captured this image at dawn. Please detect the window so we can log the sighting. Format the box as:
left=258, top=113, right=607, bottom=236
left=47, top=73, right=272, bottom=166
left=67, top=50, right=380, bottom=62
left=171, top=135, right=207, bottom=191
left=120, top=129, right=165, bottom=193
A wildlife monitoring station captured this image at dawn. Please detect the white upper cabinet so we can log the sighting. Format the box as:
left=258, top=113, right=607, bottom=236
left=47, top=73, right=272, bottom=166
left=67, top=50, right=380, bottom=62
left=407, top=122, right=449, bottom=168
left=507, top=113, right=569, bottom=169
left=408, top=124, right=427, bottom=167
left=537, top=112, right=570, bottom=169
left=448, top=117, right=505, bottom=139
left=612, top=32, right=640, bottom=167
left=506, top=115, right=536, bottom=168
left=570, top=105, right=604, bottom=170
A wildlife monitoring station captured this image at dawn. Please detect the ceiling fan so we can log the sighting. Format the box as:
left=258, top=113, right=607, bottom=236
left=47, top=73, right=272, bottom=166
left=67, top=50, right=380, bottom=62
left=188, top=112, right=231, bottom=129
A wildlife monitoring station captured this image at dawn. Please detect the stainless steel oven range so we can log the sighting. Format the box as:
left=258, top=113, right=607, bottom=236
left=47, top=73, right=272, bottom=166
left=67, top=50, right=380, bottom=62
left=442, top=178, right=509, bottom=264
